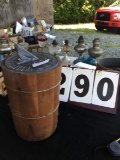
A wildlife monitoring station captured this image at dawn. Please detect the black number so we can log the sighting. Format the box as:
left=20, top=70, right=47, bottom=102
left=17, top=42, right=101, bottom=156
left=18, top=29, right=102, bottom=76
left=26, top=29, right=29, bottom=36
left=97, top=78, right=114, bottom=101
left=74, top=75, right=89, bottom=97
left=60, top=73, right=66, bottom=95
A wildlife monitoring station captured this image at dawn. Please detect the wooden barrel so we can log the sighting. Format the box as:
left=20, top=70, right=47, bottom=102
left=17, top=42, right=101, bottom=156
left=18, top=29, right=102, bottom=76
left=1, top=52, right=62, bottom=141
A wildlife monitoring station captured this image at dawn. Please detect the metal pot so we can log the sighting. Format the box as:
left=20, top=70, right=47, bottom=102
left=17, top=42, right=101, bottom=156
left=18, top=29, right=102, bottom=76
left=0, top=37, right=12, bottom=54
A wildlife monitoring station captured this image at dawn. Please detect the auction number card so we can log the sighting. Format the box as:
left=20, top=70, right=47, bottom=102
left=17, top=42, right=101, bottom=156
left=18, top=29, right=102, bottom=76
left=70, top=68, right=95, bottom=103
left=92, top=71, right=119, bottom=108
left=60, top=67, right=73, bottom=102
left=22, top=27, right=33, bottom=37
left=60, top=66, right=120, bottom=113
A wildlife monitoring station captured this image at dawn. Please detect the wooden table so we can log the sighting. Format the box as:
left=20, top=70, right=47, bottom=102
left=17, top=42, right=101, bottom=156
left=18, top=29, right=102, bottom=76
left=9, top=36, right=46, bottom=52
left=28, top=43, right=40, bottom=52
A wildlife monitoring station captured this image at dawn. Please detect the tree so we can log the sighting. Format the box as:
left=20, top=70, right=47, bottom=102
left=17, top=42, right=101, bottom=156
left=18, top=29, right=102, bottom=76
left=53, top=0, right=115, bottom=24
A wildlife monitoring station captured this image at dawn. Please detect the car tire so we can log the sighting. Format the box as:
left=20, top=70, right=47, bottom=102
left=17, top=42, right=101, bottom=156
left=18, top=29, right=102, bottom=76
left=116, top=28, right=120, bottom=34
left=95, top=25, right=104, bottom=31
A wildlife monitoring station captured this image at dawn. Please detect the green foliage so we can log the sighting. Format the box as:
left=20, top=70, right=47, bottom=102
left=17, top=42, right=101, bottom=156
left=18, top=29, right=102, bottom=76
left=53, top=0, right=115, bottom=24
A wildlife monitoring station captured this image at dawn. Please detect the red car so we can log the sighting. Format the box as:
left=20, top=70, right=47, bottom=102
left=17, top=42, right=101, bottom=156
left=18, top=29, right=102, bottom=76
left=94, top=0, right=120, bottom=33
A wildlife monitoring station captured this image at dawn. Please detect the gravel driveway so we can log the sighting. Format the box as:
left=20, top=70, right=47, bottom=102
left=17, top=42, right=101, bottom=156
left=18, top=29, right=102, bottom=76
left=46, top=29, right=120, bottom=60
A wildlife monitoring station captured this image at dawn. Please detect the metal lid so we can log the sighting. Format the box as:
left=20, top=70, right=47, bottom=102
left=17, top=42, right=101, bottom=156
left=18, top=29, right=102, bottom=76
left=5, top=52, right=60, bottom=73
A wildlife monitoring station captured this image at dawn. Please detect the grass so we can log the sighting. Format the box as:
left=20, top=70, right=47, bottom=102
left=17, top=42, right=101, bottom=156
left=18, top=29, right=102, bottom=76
left=104, top=44, right=120, bottom=47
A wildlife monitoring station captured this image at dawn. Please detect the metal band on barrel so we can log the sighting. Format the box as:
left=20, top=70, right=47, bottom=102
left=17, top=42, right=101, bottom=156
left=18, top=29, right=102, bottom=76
left=6, top=81, right=61, bottom=93
left=11, top=104, right=59, bottom=120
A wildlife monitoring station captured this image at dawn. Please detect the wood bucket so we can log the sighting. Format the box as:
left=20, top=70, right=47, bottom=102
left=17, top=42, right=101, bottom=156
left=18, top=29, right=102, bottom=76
left=1, top=52, right=62, bottom=141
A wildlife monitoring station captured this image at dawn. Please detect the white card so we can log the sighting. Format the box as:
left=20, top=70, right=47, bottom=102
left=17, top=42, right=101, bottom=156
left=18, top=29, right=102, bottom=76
left=32, top=59, right=49, bottom=67
left=59, top=67, right=73, bottom=102
left=44, top=33, right=56, bottom=39
left=41, top=20, right=46, bottom=27
left=22, top=27, right=33, bottom=37
left=21, top=17, right=28, bottom=27
left=92, top=71, right=119, bottom=108
left=15, top=21, right=23, bottom=34
left=70, top=68, right=95, bottom=103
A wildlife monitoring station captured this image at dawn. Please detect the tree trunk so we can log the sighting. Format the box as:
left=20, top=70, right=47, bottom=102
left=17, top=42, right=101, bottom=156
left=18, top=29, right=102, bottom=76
left=0, top=0, right=53, bottom=29
left=33, top=0, right=54, bottom=25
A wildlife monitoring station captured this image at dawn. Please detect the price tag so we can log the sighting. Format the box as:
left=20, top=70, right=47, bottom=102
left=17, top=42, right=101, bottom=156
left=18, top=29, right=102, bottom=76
left=22, top=27, right=32, bottom=37
left=70, top=68, right=95, bottom=103
left=60, top=67, right=73, bottom=102
left=92, top=71, right=119, bottom=108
